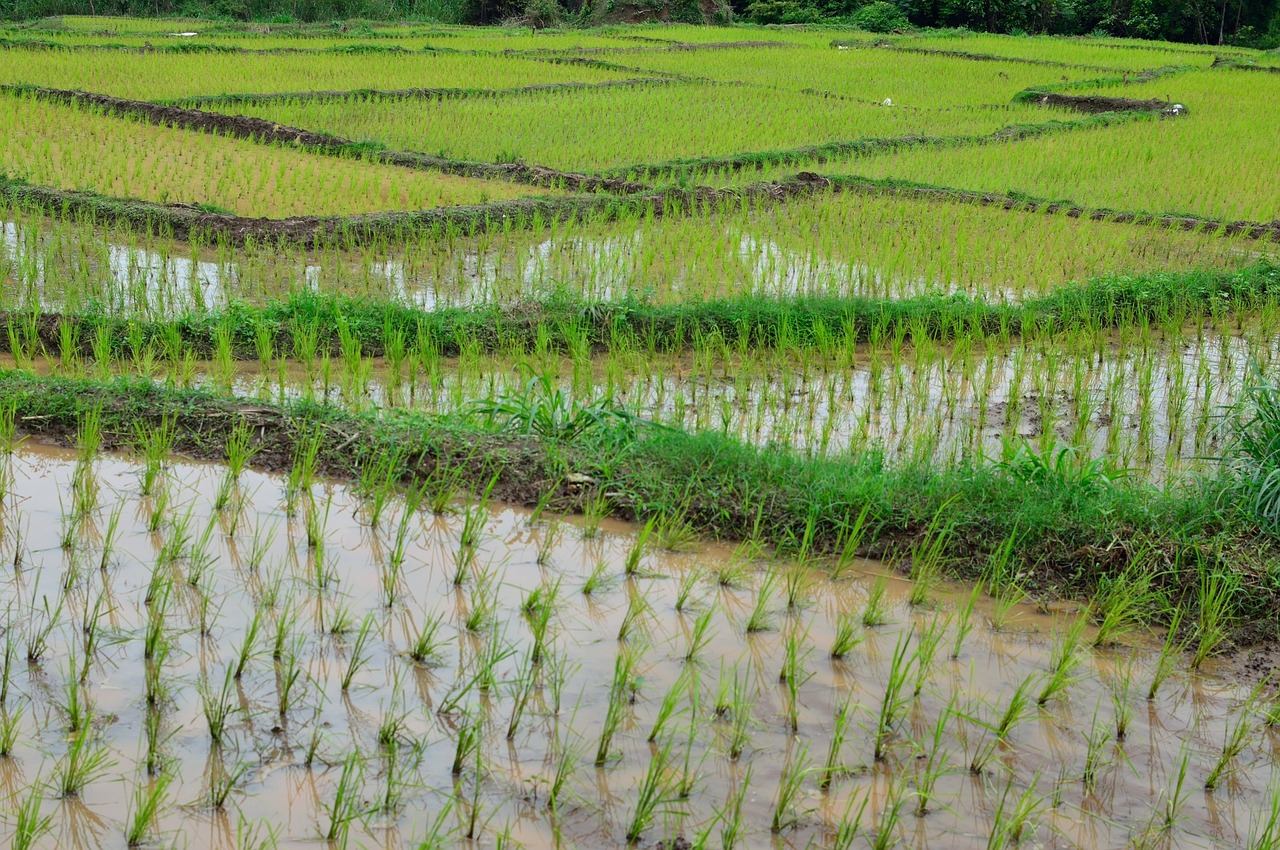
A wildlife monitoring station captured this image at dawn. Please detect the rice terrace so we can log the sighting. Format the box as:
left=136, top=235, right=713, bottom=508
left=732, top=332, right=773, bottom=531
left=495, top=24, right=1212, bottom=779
left=2, top=2, right=1280, bottom=848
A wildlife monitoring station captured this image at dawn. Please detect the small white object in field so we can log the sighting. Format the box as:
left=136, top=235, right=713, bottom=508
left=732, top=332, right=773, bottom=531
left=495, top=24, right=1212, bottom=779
left=1169, top=103, right=1186, bottom=115
left=170, top=32, right=199, bottom=37
left=882, top=97, right=893, bottom=107
left=837, top=44, right=850, bottom=50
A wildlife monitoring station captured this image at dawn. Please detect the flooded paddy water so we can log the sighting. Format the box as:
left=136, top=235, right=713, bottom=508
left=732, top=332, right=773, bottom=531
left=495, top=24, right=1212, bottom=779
left=0, top=442, right=1274, bottom=848
left=11, top=312, right=1275, bottom=480
left=2, top=190, right=1270, bottom=314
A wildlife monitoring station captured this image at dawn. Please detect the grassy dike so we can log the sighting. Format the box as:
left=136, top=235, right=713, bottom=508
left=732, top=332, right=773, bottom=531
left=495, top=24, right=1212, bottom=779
left=1, top=368, right=1278, bottom=652
left=4, top=261, right=1278, bottom=361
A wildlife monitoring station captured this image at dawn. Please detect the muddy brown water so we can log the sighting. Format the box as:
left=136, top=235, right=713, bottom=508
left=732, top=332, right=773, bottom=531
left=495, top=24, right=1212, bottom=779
left=0, top=442, right=1273, bottom=849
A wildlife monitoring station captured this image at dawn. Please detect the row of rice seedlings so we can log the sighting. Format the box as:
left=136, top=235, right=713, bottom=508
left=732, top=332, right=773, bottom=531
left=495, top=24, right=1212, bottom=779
left=0, top=48, right=625, bottom=101
left=0, top=94, right=535, bottom=218
left=38, top=303, right=1277, bottom=483
left=0, top=428, right=1272, bottom=848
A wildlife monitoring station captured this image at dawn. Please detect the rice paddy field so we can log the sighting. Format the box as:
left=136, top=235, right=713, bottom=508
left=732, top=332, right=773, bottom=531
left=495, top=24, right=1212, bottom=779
left=1, top=19, right=1280, bottom=850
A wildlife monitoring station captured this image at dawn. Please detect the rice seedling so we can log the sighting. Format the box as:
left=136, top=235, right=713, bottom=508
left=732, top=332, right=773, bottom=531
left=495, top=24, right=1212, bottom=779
left=626, top=741, right=681, bottom=842
left=716, top=554, right=754, bottom=592
left=538, top=522, right=565, bottom=570
left=770, top=744, right=812, bottom=833
left=323, top=752, right=367, bottom=844
left=820, top=697, right=854, bottom=791
left=683, top=604, right=716, bottom=663
left=674, top=567, right=703, bottom=612
left=133, top=416, right=176, bottom=498
left=1250, top=777, right=1280, bottom=850
left=862, top=575, right=892, bottom=627
left=907, top=504, right=955, bottom=606
left=1193, top=563, right=1240, bottom=670
left=54, top=727, right=113, bottom=797
left=596, top=640, right=644, bottom=766
left=832, top=789, right=872, bottom=850
left=831, top=505, right=872, bottom=580
left=779, top=621, right=815, bottom=732
left=580, top=491, right=609, bottom=540
left=830, top=612, right=863, bottom=660
left=1091, top=562, right=1155, bottom=647
left=277, top=643, right=307, bottom=719
left=505, top=647, right=537, bottom=740
left=987, top=773, right=1044, bottom=850
left=25, top=593, right=62, bottom=666
left=915, top=698, right=955, bottom=816
left=951, top=586, right=981, bottom=659
left=201, top=667, right=238, bottom=746
left=874, top=634, right=916, bottom=762
left=0, top=399, right=22, bottom=456
left=546, top=718, right=583, bottom=814
left=1148, top=608, right=1185, bottom=701
left=624, top=517, right=656, bottom=577
left=0, top=704, right=22, bottom=757
left=9, top=778, right=52, bottom=850
left=871, top=777, right=908, bottom=850
left=125, top=772, right=172, bottom=847
left=1110, top=661, right=1135, bottom=741
left=744, top=568, right=778, bottom=634
left=232, top=605, right=264, bottom=680
left=993, top=674, right=1038, bottom=743
left=407, top=610, right=447, bottom=665
left=1205, top=710, right=1256, bottom=791
left=1037, top=614, right=1089, bottom=706
left=0, top=631, right=13, bottom=708
left=718, top=766, right=753, bottom=850
left=1157, top=745, right=1194, bottom=835
left=913, top=613, right=949, bottom=697
left=984, top=530, right=1026, bottom=631
left=341, top=613, right=378, bottom=691
left=617, top=587, right=651, bottom=643
left=1081, top=702, right=1110, bottom=795
left=451, top=719, right=482, bottom=778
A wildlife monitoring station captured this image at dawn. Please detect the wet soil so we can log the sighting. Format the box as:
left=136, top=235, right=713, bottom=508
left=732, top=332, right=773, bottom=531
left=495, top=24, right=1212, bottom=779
left=1028, top=90, right=1188, bottom=115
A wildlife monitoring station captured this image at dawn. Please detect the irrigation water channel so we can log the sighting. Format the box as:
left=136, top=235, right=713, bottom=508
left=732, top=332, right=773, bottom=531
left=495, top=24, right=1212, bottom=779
left=0, top=442, right=1273, bottom=848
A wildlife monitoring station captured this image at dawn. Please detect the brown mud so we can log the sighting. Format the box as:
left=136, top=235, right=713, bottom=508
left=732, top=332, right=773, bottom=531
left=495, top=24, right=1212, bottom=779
left=1028, top=90, right=1187, bottom=114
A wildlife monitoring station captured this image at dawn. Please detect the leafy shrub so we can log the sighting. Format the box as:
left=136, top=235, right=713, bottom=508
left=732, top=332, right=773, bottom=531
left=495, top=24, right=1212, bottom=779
left=745, top=0, right=819, bottom=23
left=850, top=0, right=906, bottom=31
left=668, top=0, right=705, bottom=24
left=524, top=0, right=564, bottom=25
